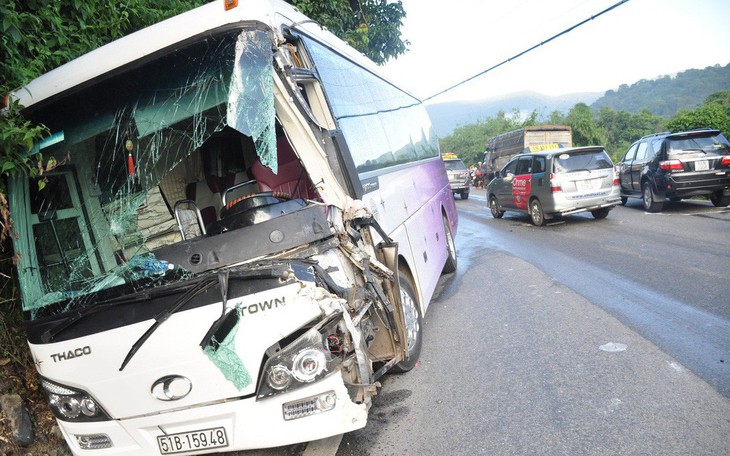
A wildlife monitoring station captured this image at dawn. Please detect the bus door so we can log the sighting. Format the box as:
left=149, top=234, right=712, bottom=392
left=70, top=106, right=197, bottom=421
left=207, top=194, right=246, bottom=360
left=29, top=169, right=102, bottom=292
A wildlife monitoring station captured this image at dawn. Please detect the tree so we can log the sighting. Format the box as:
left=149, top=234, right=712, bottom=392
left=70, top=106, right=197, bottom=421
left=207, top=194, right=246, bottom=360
left=547, top=111, right=566, bottom=125
left=0, top=0, right=208, bottom=97
left=703, top=90, right=730, bottom=120
left=564, top=103, right=606, bottom=148
left=666, top=104, right=729, bottom=135
left=591, top=64, right=730, bottom=117
left=438, top=110, right=527, bottom=166
left=292, top=0, right=408, bottom=65
left=597, top=107, right=665, bottom=160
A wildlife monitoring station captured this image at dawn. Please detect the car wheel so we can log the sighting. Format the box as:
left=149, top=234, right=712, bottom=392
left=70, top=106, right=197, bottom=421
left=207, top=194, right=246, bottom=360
left=620, top=196, right=628, bottom=206
left=529, top=199, right=545, bottom=226
left=489, top=195, right=504, bottom=219
left=591, top=208, right=610, bottom=219
left=461, top=190, right=469, bottom=200
left=642, top=182, right=663, bottom=212
left=710, top=191, right=730, bottom=207
left=391, top=269, right=422, bottom=373
left=442, top=215, right=457, bottom=273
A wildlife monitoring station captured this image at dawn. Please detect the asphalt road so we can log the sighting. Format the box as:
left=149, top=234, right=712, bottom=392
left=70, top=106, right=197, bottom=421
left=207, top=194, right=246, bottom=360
left=455, top=190, right=730, bottom=397
left=336, top=190, right=730, bottom=456
left=231, top=189, right=730, bottom=456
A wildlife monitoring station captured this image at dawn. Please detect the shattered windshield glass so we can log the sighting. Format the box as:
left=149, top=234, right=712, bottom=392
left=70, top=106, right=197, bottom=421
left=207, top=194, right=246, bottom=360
left=10, top=27, right=279, bottom=317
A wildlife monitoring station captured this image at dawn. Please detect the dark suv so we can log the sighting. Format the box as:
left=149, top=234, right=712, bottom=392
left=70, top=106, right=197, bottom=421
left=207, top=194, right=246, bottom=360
left=618, top=129, right=730, bottom=212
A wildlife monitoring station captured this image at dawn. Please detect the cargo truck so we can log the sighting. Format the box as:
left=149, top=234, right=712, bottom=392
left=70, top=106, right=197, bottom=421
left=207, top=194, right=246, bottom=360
left=483, top=125, right=572, bottom=181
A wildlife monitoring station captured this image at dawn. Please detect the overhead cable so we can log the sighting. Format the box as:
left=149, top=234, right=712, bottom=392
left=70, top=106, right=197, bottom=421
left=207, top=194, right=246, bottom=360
left=421, top=0, right=631, bottom=103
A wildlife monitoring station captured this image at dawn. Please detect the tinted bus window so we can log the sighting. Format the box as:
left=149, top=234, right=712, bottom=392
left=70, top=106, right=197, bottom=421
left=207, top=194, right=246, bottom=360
left=300, top=36, right=439, bottom=174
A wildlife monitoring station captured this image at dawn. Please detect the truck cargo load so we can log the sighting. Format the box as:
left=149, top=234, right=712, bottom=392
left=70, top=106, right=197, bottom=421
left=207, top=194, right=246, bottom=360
left=483, top=125, right=572, bottom=181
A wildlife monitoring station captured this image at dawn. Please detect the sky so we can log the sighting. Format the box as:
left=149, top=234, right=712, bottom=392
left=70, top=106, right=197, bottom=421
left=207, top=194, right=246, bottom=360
left=381, top=0, right=730, bottom=104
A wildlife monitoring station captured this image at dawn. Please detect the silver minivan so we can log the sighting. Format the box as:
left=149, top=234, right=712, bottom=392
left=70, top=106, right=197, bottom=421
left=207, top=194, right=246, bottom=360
left=443, top=156, right=471, bottom=199
left=487, top=146, right=621, bottom=225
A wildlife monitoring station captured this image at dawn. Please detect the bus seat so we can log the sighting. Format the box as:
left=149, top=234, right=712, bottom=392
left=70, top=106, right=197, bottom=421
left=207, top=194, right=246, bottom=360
left=185, top=173, right=235, bottom=227
left=250, top=139, right=318, bottom=200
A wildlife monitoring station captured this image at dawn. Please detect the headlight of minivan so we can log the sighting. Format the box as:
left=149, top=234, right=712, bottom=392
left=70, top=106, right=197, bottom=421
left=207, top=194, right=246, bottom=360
left=41, top=378, right=110, bottom=422
left=257, top=319, right=344, bottom=399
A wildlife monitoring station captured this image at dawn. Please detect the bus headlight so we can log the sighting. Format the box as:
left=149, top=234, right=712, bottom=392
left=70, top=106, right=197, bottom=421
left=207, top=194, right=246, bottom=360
left=258, top=320, right=344, bottom=399
left=41, top=378, right=110, bottom=422
left=292, top=348, right=327, bottom=383
left=267, top=365, right=293, bottom=391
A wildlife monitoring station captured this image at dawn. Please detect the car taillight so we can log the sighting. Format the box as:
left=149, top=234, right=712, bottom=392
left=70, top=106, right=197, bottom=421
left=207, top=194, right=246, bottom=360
left=550, top=173, right=562, bottom=192
left=613, top=166, right=620, bottom=185
left=659, top=159, right=683, bottom=172
left=721, top=156, right=730, bottom=166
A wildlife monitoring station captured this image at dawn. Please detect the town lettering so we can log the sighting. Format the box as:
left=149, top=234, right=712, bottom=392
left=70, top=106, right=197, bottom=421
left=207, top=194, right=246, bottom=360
left=51, top=346, right=91, bottom=363
left=238, top=297, right=286, bottom=317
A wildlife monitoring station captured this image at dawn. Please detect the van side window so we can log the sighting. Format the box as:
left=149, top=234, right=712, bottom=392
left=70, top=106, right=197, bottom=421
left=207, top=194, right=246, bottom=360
left=533, top=157, right=546, bottom=173
left=515, top=157, right=532, bottom=175
left=502, top=159, right=518, bottom=176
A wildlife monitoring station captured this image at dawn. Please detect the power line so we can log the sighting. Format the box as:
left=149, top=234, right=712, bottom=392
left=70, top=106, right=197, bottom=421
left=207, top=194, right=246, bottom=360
left=421, top=0, right=631, bottom=103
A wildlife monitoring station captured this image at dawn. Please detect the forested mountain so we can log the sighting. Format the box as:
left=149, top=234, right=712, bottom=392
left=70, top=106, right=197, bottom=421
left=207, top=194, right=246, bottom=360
left=591, top=63, right=730, bottom=116
left=426, top=63, right=729, bottom=139
left=425, top=91, right=602, bottom=137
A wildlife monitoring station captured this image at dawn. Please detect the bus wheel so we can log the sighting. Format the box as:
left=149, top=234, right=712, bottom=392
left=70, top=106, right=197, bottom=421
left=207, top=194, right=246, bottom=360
left=391, top=270, right=422, bottom=373
left=442, top=215, right=457, bottom=273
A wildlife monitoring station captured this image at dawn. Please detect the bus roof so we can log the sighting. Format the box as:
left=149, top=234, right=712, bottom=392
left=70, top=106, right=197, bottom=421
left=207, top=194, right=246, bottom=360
left=10, top=0, right=384, bottom=110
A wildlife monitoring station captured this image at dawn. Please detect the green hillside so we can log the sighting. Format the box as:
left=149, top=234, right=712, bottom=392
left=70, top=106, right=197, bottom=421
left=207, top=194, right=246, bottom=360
left=591, top=63, right=730, bottom=116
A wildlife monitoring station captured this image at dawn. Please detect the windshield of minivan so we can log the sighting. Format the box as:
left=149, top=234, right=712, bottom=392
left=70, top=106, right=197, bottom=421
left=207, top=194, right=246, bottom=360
left=553, top=150, right=613, bottom=173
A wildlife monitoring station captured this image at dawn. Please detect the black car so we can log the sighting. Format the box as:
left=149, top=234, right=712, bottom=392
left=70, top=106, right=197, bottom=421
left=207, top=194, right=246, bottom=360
left=618, top=129, right=730, bottom=212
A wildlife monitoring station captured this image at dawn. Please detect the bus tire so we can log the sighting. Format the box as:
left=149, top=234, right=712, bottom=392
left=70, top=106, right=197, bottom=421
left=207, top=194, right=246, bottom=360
left=391, top=269, right=422, bottom=373
left=442, top=215, right=457, bottom=273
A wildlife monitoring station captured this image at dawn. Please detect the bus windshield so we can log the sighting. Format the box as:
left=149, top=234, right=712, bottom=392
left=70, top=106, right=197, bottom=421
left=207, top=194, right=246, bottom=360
left=11, top=27, right=283, bottom=317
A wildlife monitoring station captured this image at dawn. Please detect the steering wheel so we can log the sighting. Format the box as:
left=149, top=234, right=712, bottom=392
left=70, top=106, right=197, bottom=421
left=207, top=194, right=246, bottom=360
left=220, top=191, right=292, bottom=219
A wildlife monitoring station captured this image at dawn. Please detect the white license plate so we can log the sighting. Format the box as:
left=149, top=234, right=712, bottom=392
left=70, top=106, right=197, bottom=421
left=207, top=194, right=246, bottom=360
left=157, top=427, right=228, bottom=454
left=695, top=160, right=709, bottom=171
left=576, top=179, right=597, bottom=191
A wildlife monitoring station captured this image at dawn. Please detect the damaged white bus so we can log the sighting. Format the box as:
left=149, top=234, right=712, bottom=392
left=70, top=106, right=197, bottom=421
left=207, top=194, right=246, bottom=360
left=6, top=0, right=458, bottom=454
